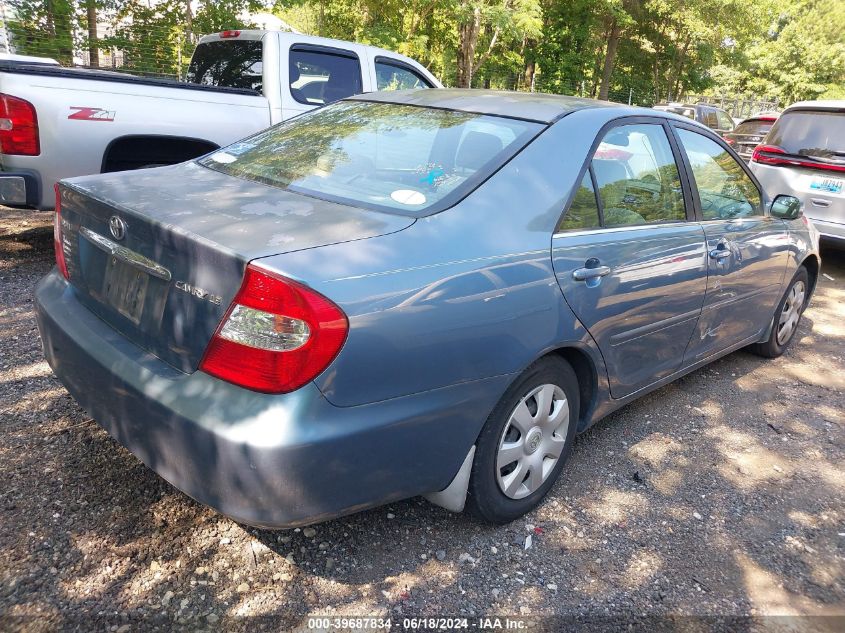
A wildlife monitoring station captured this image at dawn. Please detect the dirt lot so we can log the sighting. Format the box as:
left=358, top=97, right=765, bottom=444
left=1, top=208, right=843, bottom=631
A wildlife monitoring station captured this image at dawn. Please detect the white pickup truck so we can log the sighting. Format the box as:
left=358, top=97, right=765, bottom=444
left=0, top=30, right=441, bottom=209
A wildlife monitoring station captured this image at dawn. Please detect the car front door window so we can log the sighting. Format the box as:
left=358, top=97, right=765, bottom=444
left=676, top=128, right=762, bottom=220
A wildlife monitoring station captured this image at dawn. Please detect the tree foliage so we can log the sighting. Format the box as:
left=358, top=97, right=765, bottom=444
left=5, top=0, right=843, bottom=105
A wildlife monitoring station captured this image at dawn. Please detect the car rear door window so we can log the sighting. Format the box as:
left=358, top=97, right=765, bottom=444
left=676, top=128, right=762, bottom=220
left=375, top=60, right=433, bottom=90
left=591, top=124, right=686, bottom=227
left=289, top=47, right=362, bottom=105
left=558, top=172, right=601, bottom=232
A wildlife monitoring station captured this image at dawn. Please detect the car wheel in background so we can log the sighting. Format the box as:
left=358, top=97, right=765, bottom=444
left=749, top=266, right=809, bottom=358
left=467, top=357, right=579, bottom=524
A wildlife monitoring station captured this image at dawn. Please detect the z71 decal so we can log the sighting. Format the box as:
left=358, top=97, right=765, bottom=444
left=68, top=107, right=116, bottom=122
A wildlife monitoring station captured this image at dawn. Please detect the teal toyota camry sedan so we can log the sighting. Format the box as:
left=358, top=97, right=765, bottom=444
left=36, top=89, right=820, bottom=527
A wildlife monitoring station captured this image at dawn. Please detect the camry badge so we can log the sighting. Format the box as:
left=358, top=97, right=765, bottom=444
left=175, top=281, right=223, bottom=306
left=108, top=216, right=127, bottom=241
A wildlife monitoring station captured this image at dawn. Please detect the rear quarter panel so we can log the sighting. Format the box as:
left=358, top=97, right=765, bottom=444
left=256, top=110, right=615, bottom=409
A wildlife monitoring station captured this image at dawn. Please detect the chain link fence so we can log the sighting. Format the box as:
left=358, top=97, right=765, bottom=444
left=1, top=2, right=779, bottom=114
left=684, top=94, right=780, bottom=119
left=0, top=1, right=287, bottom=80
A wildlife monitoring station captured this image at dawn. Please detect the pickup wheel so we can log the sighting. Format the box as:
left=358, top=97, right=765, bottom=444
left=466, top=357, right=579, bottom=524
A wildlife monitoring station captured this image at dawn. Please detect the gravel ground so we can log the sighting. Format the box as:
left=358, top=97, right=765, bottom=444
left=1, top=208, right=843, bottom=631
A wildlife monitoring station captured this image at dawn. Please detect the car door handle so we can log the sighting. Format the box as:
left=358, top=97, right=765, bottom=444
left=572, top=265, right=612, bottom=281
left=709, top=248, right=731, bottom=260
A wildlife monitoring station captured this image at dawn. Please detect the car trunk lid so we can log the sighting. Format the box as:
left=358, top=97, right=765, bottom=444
left=57, top=161, right=414, bottom=372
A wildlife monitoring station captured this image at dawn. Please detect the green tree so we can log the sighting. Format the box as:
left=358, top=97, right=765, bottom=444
left=709, top=0, right=845, bottom=103
left=7, top=0, right=76, bottom=64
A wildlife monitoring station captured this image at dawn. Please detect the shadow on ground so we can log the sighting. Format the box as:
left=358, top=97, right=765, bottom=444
left=1, top=213, right=842, bottom=630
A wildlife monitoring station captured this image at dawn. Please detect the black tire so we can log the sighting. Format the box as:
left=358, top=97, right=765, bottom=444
left=467, top=356, right=579, bottom=524
left=749, top=266, right=809, bottom=358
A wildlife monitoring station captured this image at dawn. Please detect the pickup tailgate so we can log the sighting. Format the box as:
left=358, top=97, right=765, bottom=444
left=57, top=161, right=414, bottom=372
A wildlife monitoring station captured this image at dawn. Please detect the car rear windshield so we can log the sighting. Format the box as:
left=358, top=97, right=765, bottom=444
left=198, top=100, right=544, bottom=216
left=767, top=109, right=845, bottom=160
left=186, top=40, right=263, bottom=91
left=732, top=120, right=774, bottom=136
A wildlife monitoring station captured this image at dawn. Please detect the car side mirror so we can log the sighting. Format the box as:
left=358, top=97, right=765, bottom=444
left=770, top=195, right=803, bottom=220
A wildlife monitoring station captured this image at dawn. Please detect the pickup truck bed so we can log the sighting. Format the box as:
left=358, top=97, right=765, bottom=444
left=0, top=60, right=260, bottom=96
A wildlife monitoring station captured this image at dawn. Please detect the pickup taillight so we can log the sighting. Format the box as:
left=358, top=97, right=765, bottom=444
left=0, top=93, right=40, bottom=156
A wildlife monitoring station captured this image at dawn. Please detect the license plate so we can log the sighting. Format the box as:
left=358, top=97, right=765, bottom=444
left=103, top=257, right=149, bottom=323
left=810, top=176, right=843, bottom=194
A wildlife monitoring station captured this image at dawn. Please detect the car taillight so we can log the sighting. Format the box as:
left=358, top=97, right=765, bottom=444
left=751, top=144, right=786, bottom=165
left=200, top=264, right=348, bottom=393
left=0, top=93, right=40, bottom=156
left=53, top=184, right=69, bottom=280
left=219, top=30, right=241, bottom=38
left=752, top=144, right=845, bottom=173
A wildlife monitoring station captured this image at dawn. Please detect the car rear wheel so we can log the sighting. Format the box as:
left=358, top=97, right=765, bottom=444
left=467, top=357, right=579, bottom=524
left=749, top=266, right=809, bottom=358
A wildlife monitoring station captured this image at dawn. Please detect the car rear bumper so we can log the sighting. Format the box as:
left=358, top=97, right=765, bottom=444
left=0, top=171, right=40, bottom=207
left=35, top=270, right=509, bottom=528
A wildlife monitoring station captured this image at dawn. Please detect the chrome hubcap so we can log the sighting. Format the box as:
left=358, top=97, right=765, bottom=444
left=495, top=384, right=569, bottom=500
left=776, top=280, right=806, bottom=346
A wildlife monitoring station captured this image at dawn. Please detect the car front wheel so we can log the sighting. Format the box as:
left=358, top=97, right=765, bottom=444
left=749, top=266, right=809, bottom=358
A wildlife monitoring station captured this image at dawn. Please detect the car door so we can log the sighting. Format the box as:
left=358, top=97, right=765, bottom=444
left=672, top=124, right=791, bottom=363
left=552, top=118, right=708, bottom=399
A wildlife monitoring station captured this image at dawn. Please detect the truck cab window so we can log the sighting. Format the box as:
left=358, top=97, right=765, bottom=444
left=289, top=48, right=362, bottom=105
left=186, top=41, right=263, bottom=91
left=375, top=61, right=432, bottom=90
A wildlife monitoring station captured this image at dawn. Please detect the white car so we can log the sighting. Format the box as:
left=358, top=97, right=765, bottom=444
left=750, top=100, right=845, bottom=242
left=0, top=30, right=441, bottom=209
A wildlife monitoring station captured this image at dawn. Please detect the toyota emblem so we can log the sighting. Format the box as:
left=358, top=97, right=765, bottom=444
left=108, top=216, right=127, bottom=241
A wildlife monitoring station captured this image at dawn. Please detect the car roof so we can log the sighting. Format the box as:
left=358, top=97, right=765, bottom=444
left=354, top=88, right=629, bottom=123
left=784, top=100, right=845, bottom=112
